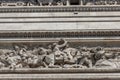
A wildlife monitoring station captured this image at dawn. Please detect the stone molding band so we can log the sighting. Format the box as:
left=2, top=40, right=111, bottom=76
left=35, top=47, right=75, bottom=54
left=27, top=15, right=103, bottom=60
left=0, top=68, right=119, bottom=73
left=0, top=73, right=120, bottom=80
left=0, top=30, right=119, bottom=38
left=0, top=6, right=120, bottom=13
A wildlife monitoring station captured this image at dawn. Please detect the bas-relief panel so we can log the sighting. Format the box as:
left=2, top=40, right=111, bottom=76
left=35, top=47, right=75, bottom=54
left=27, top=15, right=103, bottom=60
left=0, top=38, right=120, bottom=70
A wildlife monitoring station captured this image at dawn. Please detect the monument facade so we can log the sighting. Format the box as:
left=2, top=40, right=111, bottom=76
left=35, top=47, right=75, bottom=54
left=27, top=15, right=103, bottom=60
left=0, top=0, right=119, bottom=80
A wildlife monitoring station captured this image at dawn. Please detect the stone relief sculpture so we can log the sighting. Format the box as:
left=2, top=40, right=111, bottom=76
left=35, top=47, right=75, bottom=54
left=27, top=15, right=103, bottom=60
left=0, top=39, right=119, bottom=69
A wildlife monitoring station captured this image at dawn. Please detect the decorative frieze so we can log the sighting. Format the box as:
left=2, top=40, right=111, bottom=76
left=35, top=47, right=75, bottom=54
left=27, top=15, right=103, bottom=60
left=0, top=38, right=119, bottom=70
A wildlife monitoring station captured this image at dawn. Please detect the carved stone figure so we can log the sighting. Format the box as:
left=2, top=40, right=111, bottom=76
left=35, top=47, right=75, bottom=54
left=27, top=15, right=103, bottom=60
left=95, top=59, right=120, bottom=68
left=77, top=47, right=92, bottom=68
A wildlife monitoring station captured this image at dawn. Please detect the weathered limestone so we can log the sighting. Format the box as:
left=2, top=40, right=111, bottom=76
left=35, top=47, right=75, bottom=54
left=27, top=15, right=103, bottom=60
left=0, top=0, right=119, bottom=80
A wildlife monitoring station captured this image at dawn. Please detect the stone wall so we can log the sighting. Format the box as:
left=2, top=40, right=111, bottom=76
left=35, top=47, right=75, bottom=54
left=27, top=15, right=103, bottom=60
left=0, top=5, right=119, bottom=80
